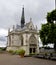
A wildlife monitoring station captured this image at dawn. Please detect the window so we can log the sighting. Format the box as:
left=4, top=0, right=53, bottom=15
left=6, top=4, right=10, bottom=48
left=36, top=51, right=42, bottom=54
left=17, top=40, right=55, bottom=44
left=21, top=36, right=23, bottom=46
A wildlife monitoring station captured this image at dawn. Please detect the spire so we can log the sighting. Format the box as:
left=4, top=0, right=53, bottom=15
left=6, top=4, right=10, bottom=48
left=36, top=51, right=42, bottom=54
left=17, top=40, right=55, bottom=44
left=30, top=18, right=32, bottom=22
left=21, top=6, right=25, bottom=28
left=13, top=25, right=15, bottom=30
left=8, top=28, right=10, bottom=34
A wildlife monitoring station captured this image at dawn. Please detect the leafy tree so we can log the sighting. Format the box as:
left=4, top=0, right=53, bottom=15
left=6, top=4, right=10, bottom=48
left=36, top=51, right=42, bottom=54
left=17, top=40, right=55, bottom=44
left=40, top=9, right=56, bottom=52
left=47, top=9, right=56, bottom=23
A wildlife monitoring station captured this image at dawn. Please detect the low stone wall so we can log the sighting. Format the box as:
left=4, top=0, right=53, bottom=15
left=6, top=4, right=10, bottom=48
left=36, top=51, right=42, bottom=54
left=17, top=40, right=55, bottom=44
left=40, top=48, right=54, bottom=53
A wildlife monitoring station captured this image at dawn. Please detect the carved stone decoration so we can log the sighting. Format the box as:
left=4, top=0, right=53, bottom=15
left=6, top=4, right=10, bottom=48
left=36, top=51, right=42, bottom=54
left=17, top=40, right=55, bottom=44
left=29, top=34, right=37, bottom=45
left=26, top=34, right=28, bottom=43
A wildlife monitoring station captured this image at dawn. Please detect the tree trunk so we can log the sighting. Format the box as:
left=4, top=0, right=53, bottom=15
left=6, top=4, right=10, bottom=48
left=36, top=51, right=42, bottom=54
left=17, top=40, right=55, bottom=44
left=54, top=43, right=56, bottom=52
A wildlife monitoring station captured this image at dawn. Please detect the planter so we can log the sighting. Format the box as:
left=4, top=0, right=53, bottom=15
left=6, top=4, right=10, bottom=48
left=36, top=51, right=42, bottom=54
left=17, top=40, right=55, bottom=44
left=19, top=54, right=24, bottom=58
left=18, top=49, right=25, bottom=58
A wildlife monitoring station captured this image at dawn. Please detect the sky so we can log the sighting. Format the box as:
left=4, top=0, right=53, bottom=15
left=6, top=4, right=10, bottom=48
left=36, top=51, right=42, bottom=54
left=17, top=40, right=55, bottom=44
left=0, top=0, right=55, bottom=47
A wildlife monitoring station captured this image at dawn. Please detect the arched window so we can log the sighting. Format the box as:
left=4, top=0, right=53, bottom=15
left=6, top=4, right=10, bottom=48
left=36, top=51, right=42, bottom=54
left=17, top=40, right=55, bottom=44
left=29, top=34, right=37, bottom=44
left=21, top=35, right=23, bottom=46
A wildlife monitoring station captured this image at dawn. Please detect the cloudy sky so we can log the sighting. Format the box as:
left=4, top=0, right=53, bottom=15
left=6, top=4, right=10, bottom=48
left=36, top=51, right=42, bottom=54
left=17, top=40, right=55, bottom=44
left=0, top=0, right=55, bottom=47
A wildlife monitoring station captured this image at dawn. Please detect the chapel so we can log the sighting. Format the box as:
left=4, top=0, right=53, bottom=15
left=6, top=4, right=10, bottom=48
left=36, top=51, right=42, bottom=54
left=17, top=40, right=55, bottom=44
left=7, top=7, right=39, bottom=55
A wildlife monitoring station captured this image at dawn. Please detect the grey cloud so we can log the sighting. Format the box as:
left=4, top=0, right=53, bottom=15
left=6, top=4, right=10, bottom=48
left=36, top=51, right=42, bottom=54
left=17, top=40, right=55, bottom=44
left=0, top=0, right=55, bottom=47
left=0, top=0, right=55, bottom=29
left=0, top=36, right=6, bottom=41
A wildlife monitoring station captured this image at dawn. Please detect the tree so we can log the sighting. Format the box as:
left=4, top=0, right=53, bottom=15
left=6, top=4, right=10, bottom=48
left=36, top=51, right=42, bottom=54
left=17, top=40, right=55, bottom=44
left=40, top=9, right=56, bottom=52
left=47, top=9, right=56, bottom=23
left=40, top=23, right=49, bottom=45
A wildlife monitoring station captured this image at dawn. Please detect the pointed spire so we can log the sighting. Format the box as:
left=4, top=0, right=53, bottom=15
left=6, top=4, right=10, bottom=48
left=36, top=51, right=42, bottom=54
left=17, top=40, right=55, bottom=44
left=21, top=6, right=25, bottom=28
left=36, top=25, right=37, bottom=30
left=8, top=28, right=10, bottom=34
left=30, top=18, right=32, bottom=22
left=13, top=25, right=15, bottom=30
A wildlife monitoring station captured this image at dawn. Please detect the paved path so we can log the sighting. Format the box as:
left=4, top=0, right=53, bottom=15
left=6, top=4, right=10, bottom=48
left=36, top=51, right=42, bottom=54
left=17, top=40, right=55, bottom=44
left=0, top=54, right=56, bottom=65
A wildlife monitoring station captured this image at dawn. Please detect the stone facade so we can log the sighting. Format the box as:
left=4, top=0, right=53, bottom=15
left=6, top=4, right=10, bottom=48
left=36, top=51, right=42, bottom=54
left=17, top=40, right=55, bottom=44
left=7, top=7, right=39, bottom=55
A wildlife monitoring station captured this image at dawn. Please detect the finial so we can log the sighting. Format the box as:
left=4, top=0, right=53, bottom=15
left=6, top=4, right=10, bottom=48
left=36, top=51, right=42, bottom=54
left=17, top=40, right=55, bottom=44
left=22, top=5, right=24, bottom=9
left=30, top=18, right=32, bottom=22
left=36, top=25, right=37, bottom=30
left=8, top=28, right=10, bottom=34
left=23, top=5, right=24, bottom=8
left=13, top=25, right=15, bottom=30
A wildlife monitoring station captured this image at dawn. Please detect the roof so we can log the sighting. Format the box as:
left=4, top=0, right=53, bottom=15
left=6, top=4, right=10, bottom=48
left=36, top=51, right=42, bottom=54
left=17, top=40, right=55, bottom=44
left=9, top=21, right=38, bottom=34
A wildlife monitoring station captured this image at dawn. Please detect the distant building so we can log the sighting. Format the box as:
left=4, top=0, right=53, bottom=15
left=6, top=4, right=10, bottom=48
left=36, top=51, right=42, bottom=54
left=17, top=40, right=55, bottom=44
left=6, top=7, right=39, bottom=55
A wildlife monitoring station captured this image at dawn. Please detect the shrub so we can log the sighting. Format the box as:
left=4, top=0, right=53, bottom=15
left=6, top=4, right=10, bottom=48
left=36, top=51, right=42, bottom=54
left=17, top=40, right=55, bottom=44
left=8, top=50, right=15, bottom=54
left=0, top=49, right=2, bottom=51
left=15, top=50, right=20, bottom=55
left=0, top=47, right=6, bottom=51
left=18, top=49, right=25, bottom=55
left=29, top=53, right=36, bottom=56
left=8, top=49, right=25, bottom=55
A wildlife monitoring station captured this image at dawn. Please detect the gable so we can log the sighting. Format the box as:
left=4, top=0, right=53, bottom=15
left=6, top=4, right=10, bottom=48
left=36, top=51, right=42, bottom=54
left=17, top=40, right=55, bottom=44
left=26, top=21, right=35, bottom=30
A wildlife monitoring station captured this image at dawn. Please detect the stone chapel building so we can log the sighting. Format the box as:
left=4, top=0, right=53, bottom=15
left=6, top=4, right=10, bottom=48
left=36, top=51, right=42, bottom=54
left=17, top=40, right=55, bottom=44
left=7, top=7, right=39, bottom=55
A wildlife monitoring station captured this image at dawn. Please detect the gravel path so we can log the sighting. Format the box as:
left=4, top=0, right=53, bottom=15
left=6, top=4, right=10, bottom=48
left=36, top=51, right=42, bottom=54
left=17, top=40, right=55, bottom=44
left=0, top=54, right=56, bottom=65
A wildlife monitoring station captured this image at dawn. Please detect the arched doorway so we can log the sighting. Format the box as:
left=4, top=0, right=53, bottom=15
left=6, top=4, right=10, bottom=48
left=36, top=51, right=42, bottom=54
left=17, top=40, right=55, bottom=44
left=20, top=35, right=23, bottom=46
left=29, top=34, right=37, bottom=54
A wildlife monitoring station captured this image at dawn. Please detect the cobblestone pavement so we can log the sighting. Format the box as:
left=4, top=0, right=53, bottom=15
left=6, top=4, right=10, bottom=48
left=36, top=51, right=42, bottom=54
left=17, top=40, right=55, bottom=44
left=0, top=54, right=56, bottom=65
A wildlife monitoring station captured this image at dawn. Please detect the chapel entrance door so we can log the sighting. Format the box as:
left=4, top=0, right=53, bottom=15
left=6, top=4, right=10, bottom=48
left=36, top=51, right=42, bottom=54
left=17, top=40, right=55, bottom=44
left=33, top=48, right=35, bottom=53
left=29, top=34, right=37, bottom=54
left=29, top=48, right=36, bottom=53
left=29, top=48, right=32, bottom=53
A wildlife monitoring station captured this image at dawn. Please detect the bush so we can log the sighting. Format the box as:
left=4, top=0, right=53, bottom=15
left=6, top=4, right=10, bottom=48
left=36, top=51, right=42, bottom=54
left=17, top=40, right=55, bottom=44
left=8, top=50, right=15, bottom=54
left=29, top=53, right=36, bottom=55
left=0, top=49, right=2, bottom=51
left=8, top=50, right=13, bottom=53
left=18, top=49, right=25, bottom=55
left=15, top=50, right=20, bottom=55
left=8, top=49, right=25, bottom=55
left=0, top=47, right=6, bottom=51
